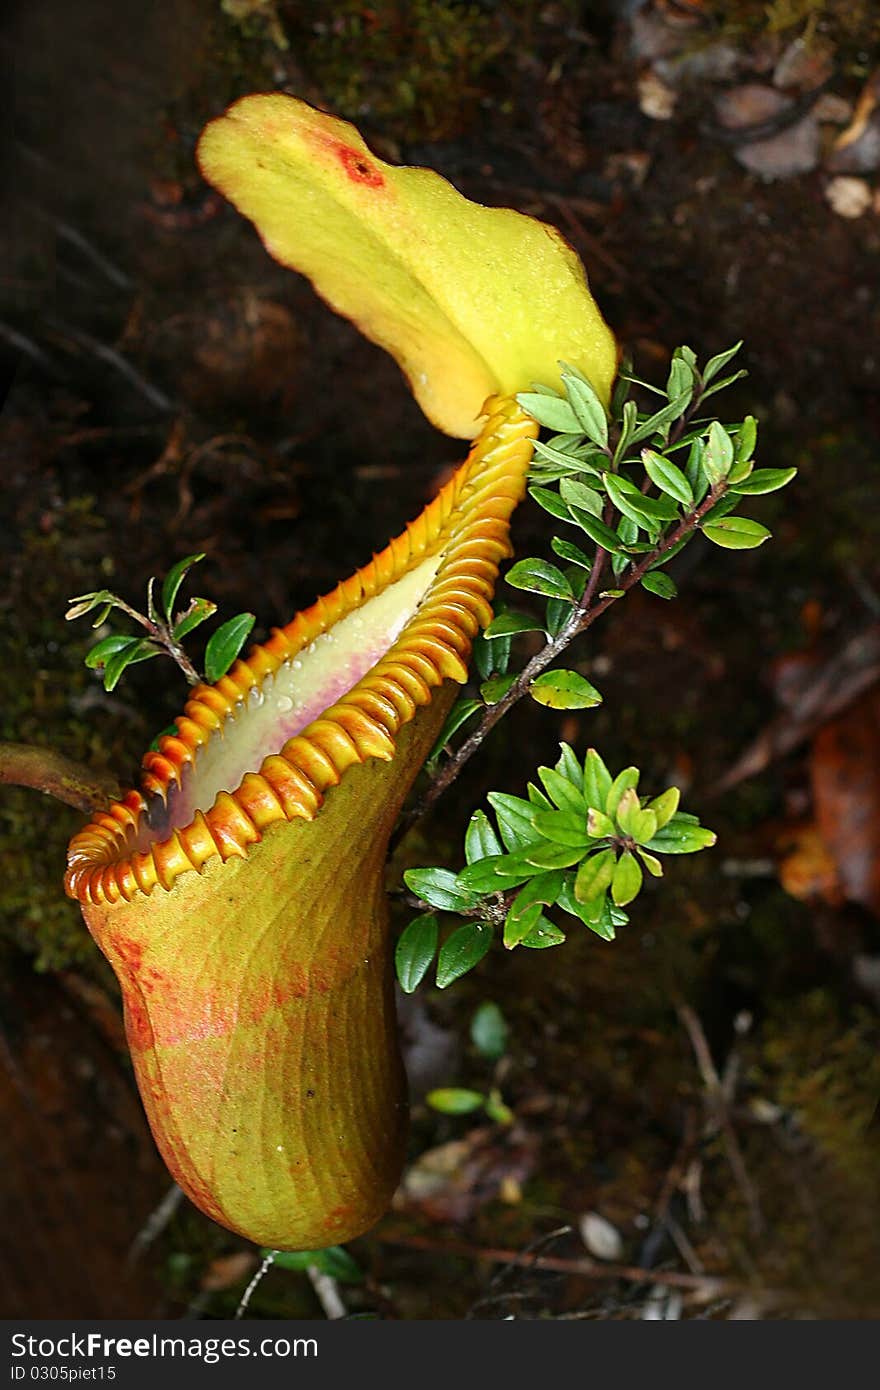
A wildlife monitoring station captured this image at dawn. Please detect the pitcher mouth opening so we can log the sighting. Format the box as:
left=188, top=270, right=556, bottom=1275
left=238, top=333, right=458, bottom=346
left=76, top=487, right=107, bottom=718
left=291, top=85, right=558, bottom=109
left=65, top=396, right=538, bottom=907
left=136, top=547, right=446, bottom=853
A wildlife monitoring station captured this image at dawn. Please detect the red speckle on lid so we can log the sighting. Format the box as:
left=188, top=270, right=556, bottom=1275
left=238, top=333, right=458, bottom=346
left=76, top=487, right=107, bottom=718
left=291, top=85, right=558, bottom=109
left=335, top=143, right=385, bottom=188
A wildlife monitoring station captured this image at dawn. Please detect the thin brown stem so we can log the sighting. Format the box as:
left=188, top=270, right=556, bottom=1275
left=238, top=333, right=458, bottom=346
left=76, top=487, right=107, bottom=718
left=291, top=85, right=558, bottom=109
left=0, top=742, right=120, bottom=813
left=378, top=1231, right=776, bottom=1301
left=74, top=596, right=203, bottom=687
left=164, top=638, right=202, bottom=686
left=393, top=482, right=723, bottom=847
left=677, top=1003, right=765, bottom=1236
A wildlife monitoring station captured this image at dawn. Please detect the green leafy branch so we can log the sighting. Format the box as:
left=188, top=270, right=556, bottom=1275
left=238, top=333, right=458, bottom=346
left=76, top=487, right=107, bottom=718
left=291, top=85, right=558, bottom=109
left=396, top=742, right=715, bottom=992
left=66, top=553, right=255, bottom=691
left=392, top=341, right=795, bottom=992
left=395, top=342, right=795, bottom=843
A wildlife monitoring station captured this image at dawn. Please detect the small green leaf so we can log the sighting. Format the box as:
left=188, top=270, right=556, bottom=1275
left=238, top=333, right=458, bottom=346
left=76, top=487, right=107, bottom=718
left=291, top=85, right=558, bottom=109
left=269, top=1247, right=364, bottom=1283
left=629, top=392, right=692, bottom=446
left=65, top=589, right=115, bottom=622
left=555, top=742, right=584, bottom=790
left=647, top=533, right=694, bottom=571
left=473, top=626, right=510, bottom=680
left=481, top=672, right=517, bottom=705
left=172, top=597, right=217, bottom=642
left=470, top=1002, right=508, bottom=1060
left=603, top=545, right=632, bottom=582
left=569, top=509, right=625, bottom=554
left=529, top=485, right=573, bottom=522
left=729, top=467, right=797, bottom=495
left=483, top=611, right=543, bottom=640
left=612, top=367, right=632, bottom=414
left=530, top=670, right=602, bottom=710
left=544, top=593, right=572, bottom=641
left=457, top=855, right=535, bottom=893
left=703, top=516, right=771, bottom=549
left=537, top=766, right=586, bottom=814
left=603, top=473, right=657, bottom=533
left=427, top=1087, right=485, bottom=1115
left=641, top=571, right=677, bottom=600
left=465, top=810, right=503, bottom=865
left=612, top=850, right=643, bottom=906
left=701, top=369, right=747, bottom=403
left=506, top=869, right=565, bottom=943
left=314, top=1247, right=365, bottom=1283
left=666, top=355, right=694, bottom=406
left=90, top=603, right=114, bottom=629
left=702, top=421, right=734, bottom=485
left=586, top=807, right=616, bottom=839
left=557, top=880, right=617, bottom=940
left=161, top=553, right=205, bottom=622
left=648, top=786, right=680, bottom=829
left=520, top=915, right=566, bottom=949
left=641, top=449, right=693, bottom=507
left=436, top=922, right=493, bottom=988
left=522, top=840, right=585, bottom=869
left=503, top=899, right=542, bottom=949
left=684, top=437, right=707, bottom=502
left=506, top=558, right=573, bottom=601
left=640, top=850, right=664, bottom=877
left=574, top=848, right=617, bottom=903
left=701, top=493, right=741, bottom=525
left=404, top=867, right=482, bottom=912
left=483, top=1088, right=514, bottom=1123
left=146, top=576, right=160, bottom=628
left=606, top=766, right=640, bottom=819
left=561, top=368, right=608, bottom=447
left=702, top=341, right=742, bottom=383
left=527, top=782, right=553, bottom=809
left=544, top=567, right=584, bottom=640
left=102, top=638, right=160, bottom=691
left=487, top=791, right=540, bottom=850
left=517, top=391, right=584, bottom=434
left=395, top=914, right=439, bottom=994
left=644, top=815, right=717, bottom=854
left=735, top=415, right=758, bottom=464
left=615, top=788, right=657, bottom=844
left=531, top=437, right=603, bottom=475
left=631, top=809, right=658, bottom=845
left=619, top=373, right=665, bottom=398
left=85, top=634, right=140, bottom=670
left=427, top=697, right=482, bottom=766
left=551, top=536, right=593, bottom=570
left=531, top=808, right=589, bottom=849
left=560, top=477, right=604, bottom=518
left=613, top=474, right=679, bottom=521
left=583, top=748, right=613, bottom=810
left=612, top=398, right=639, bottom=466
left=204, top=612, right=255, bottom=684
left=726, top=458, right=753, bottom=486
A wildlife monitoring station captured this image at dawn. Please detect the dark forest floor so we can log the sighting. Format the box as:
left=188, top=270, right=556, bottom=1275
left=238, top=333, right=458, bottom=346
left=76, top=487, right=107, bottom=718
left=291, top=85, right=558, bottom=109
left=2, top=0, right=879, bottom=1319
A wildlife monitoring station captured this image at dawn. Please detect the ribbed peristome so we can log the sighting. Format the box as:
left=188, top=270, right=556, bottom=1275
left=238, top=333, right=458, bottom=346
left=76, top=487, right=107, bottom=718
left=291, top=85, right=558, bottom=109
left=66, top=396, right=538, bottom=906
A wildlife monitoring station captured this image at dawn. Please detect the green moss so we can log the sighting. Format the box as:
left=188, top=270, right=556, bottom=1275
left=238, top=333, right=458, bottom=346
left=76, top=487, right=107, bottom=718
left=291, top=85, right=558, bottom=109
left=761, top=991, right=879, bottom=1182
left=716, top=0, right=880, bottom=70
left=0, top=498, right=145, bottom=979
left=270, top=0, right=531, bottom=142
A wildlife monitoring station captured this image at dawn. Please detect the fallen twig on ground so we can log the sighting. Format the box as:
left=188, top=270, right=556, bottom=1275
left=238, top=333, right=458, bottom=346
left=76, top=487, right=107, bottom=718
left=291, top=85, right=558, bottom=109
left=713, top=624, right=880, bottom=794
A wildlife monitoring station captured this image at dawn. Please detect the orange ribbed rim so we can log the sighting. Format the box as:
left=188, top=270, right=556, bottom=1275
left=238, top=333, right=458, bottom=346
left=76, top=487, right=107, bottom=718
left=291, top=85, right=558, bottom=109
left=65, top=396, right=537, bottom=905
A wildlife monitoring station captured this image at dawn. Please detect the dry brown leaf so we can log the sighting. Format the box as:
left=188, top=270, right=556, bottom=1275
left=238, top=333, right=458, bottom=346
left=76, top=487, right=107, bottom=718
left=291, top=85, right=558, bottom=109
left=200, top=1252, right=259, bottom=1292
